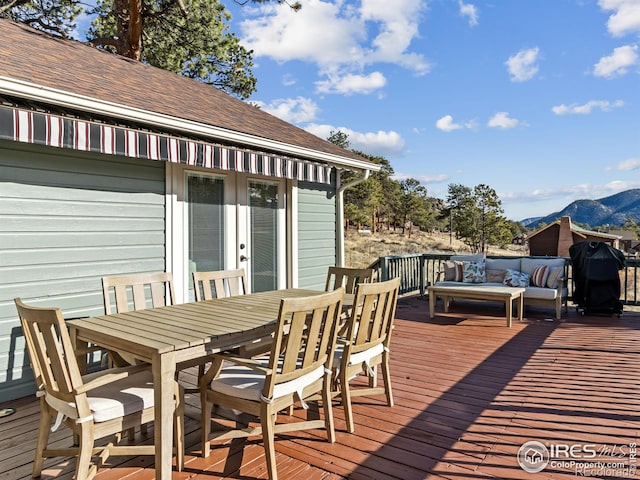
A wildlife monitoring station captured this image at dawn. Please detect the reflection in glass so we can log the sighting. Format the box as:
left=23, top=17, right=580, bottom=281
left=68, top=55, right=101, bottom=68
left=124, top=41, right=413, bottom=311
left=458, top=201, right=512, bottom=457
left=187, top=174, right=224, bottom=300
left=249, top=181, right=278, bottom=292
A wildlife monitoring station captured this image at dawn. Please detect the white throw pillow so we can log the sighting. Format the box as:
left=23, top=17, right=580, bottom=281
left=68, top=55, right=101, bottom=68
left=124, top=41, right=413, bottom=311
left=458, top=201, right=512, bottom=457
left=462, top=261, right=486, bottom=283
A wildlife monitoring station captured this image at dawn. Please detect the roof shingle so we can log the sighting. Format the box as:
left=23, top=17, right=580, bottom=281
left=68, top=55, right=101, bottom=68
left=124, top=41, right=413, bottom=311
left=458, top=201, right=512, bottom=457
left=0, top=19, right=372, bottom=167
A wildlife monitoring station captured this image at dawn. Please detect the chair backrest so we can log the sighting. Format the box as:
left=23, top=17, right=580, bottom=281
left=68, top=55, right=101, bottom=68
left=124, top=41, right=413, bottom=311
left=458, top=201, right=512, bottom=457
left=14, top=298, right=88, bottom=418
left=344, top=277, right=401, bottom=355
left=102, top=272, right=175, bottom=314
left=325, top=266, right=374, bottom=294
left=262, top=288, right=344, bottom=400
left=192, top=268, right=247, bottom=301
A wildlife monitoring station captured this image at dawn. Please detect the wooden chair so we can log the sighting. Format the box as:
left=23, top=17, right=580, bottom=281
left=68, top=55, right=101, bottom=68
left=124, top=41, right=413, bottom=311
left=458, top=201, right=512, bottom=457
left=101, top=272, right=175, bottom=367
left=193, top=267, right=262, bottom=358
left=102, top=271, right=175, bottom=314
left=325, top=266, right=374, bottom=294
left=199, top=288, right=345, bottom=480
left=332, top=277, right=400, bottom=433
left=14, top=298, right=184, bottom=480
left=193, top=268, right=247, bottom=301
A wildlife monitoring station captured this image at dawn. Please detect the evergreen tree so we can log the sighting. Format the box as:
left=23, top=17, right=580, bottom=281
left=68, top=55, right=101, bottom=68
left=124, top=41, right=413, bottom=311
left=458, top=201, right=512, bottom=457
left=446, top=183, right=511, bottom=252
left=0, top=0, right=274, bottom=98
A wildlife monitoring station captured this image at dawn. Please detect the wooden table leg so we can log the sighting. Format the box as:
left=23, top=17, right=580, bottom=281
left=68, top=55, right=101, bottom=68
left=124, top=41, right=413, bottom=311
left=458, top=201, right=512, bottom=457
left=505, top=296, right=513, bottom=328
left=429, top=289, right=435, bottom=318
left=153, top=351, right=176, bottom=480
left=70, top=330, right=88, bottom=375
left=517, top=292, right=524, bottom=322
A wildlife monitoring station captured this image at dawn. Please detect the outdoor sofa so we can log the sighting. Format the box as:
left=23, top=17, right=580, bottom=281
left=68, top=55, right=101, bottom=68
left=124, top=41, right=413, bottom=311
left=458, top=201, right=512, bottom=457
left=434, top=253, right=568, bottom=319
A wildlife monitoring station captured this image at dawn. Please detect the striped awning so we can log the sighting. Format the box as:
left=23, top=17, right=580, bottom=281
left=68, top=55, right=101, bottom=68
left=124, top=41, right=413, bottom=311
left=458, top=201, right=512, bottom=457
left=0, top=104, right=333, bottom=184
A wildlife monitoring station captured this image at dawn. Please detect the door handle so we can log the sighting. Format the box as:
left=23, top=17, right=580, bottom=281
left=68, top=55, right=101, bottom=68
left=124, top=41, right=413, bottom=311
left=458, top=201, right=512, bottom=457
left=240, top=255, right=249, bottom=262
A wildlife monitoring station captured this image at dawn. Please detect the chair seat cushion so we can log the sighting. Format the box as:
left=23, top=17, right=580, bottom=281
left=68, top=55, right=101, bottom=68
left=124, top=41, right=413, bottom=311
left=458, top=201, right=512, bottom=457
left=87, top=370, right=155, bottom=423
left=524, top=286, right=556, bottom=300
left=334, top=342, right=385, bottom=368
left=210, top=360, right=325, bottom=402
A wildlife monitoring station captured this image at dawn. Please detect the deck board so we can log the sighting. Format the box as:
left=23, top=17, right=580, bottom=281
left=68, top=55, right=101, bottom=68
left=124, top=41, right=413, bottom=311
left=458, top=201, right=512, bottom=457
left=1, top=295, right=639, bottom=479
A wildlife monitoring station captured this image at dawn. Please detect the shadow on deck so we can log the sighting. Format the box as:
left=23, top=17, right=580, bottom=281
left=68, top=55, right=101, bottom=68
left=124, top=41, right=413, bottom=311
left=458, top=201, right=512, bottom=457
left=2, top=295, right=639, bottom=479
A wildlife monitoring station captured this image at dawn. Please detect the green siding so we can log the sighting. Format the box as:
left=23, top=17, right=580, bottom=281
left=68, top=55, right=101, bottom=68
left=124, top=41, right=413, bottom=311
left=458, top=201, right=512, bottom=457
left=0, top=141, right=165, bottom=402
left=297, top=181, right=337, bottom=289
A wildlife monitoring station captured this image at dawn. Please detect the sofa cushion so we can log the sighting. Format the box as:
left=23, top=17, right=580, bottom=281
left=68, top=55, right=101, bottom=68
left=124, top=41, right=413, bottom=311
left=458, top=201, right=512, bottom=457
left=523, top=286, right=559, bottom=300
left=462, top=261, right=486, bottom=283
left=486, top=269, right=506, bottom=283
left=503, top=269, right=530, bottom=287
left=485, top=258, right=521, bottom=272
left=520, top=257, right=565, bottom=276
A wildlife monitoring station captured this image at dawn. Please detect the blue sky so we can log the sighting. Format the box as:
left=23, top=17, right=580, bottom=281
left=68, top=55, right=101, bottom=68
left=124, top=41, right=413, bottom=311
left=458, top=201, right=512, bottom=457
left=221, top=0, right=640, bottom=222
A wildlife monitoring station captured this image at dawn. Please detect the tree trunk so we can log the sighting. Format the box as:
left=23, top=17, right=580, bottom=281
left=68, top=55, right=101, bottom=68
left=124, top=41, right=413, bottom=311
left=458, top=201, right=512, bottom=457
left=128, top=0, right=143, bottom=60
left=115, top=0, right=143, bottom=60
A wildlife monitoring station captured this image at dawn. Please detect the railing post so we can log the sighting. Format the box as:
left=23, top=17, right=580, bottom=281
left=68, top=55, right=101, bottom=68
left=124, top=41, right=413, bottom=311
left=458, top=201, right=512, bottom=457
left=420, top=255, right=426, bottom=296
left=381, top=256, right=389, bottom=282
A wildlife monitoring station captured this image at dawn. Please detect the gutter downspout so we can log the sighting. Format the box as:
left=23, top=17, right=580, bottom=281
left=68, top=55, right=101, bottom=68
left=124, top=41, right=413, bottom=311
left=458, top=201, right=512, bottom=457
left=336, top=168, right=371, bottom=266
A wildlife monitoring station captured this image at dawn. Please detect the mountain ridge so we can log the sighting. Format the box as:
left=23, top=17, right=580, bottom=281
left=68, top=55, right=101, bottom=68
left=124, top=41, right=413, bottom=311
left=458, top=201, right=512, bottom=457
left=522, top=189, right=640, bottom=229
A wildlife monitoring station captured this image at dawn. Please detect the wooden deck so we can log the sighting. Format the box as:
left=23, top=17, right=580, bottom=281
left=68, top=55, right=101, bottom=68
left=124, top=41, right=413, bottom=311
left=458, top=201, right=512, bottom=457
left=2, top=296, right=639, bottom=479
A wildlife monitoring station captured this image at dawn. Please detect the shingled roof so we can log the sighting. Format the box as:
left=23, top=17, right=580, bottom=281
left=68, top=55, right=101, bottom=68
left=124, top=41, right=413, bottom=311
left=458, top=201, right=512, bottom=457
left=0, top=19, right=374, bottom=170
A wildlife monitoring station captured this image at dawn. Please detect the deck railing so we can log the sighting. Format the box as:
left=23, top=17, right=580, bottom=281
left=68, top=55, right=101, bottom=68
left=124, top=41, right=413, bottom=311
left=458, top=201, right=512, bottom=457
left=370, top=253, right=640, bottom=306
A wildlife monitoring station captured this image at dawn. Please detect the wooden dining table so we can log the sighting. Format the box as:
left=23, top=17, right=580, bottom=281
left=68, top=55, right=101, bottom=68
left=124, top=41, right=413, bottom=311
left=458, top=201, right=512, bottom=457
left=68, top=287, right=340, bottom=480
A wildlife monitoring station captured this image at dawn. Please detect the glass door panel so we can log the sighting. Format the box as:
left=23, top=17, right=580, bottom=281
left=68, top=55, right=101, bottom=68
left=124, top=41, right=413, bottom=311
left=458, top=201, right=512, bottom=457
left=248, top=181, right=279, bottom=292
left=186, top=173, right=224, bottom=301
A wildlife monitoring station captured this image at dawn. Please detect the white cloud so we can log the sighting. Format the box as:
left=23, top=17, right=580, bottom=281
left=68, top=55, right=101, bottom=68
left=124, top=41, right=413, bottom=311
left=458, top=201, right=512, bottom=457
left=505, top=47, right=540, bottom=82
left=605, top=157, right=640, bottom=171
left=393, top=173, right=450, bottom=183
left=304, top=123, right=405, bottom=157
left=282, top=74, right=297, bottom=87
left=253, top=96, right=320, bottom=124
left=487, top=112, right=522, bottom=129
left=552, top=99, right=625, bottom=115
left=435, top=115, right=478, bottom=131
left=315, top=71, right=387, bottom=95
left=435, top=115, right=462, bottom=132
left=239, top=2, right=360, bottom=64
left=593, top=45, right=639, bottom=78
left=459, top=1, right=479, bottom=26
left=503, top=180, right=640, bottom=204
left=238, top=0, right=430, bottom=96
left=503, top=182, right=640, bottom=220
left=599, top=0, right=640, bottom=37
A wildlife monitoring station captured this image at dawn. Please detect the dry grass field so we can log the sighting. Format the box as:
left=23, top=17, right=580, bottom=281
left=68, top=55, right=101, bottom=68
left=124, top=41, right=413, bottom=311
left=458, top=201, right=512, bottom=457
left=344, top=229, right=524, bottom=268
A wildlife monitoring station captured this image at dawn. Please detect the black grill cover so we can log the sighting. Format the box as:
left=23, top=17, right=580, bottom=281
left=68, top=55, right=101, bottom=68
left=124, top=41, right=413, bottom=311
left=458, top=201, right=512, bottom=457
left=569, top=241, right=625, bottom=314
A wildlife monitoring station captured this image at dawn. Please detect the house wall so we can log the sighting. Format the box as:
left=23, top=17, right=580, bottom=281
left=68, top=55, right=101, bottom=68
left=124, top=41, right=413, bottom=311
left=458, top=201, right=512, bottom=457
left=0, top=141, right=166, bottom=402
left=296, top=181, right=337, bottom=290
left=529, top=224, right=560, bottom=256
